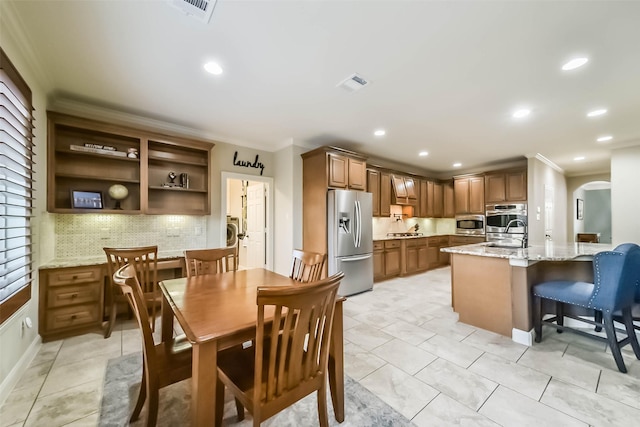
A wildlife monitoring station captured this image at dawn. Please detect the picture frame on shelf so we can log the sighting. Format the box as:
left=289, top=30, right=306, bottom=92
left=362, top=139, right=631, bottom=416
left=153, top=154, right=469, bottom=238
left=576, top=198, right=584, bottom=220
left=71, top=190, right=103, bottom=209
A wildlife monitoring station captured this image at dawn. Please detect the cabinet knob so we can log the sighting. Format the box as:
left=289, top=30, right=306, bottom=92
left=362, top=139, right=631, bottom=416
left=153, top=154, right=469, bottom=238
left=72, top=275, right=78, bottom=280
left=70, top=314, right=77, bottom=320
left=71, top=293, right=78, bottom=298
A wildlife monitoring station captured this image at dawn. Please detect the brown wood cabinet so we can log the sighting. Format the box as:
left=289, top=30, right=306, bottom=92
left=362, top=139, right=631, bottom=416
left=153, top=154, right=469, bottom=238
left=373, top=241, right=385, bottom=281
left=454, top=175, right=485, bottom=214
left=485, top=168, right=527, bottom=203
left=327, top=152, right=366, bottom=190
left=443, top=180, right=455, bottom=218
left=47, top=112, right=213, bottom=215
left=39, top=265, right=105, bottom=342
left=302, top=146, right=367, bottom=259
left=384, top=240, right=402, bottom=277
left=404, top=238, right=429, bottom=275
left=380, top=171, right=391, bottom=217
left=391, top=174, right=417, bottom=206
left=367, top=169, right=380, bottom=217
left=433, top=182, right=444, bottom=218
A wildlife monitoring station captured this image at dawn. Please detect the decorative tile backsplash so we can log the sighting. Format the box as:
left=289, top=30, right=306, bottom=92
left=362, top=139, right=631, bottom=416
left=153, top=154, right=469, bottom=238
left=372, top=216, right=456, bottom=238
left=53, top=214, right=207, bottom=259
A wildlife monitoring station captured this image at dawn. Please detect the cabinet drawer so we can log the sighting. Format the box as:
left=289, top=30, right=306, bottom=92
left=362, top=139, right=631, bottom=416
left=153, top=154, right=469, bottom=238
left=46, top=304, right=100, bottom=330
left=47, top=283, right=101, bottom=309
left=47, top=267, right=103, bottom=286
left=406, top=238, right=426, bottom=248
left=373, top=241, right=384, bottom=250
left=384, top=240, right=401, bottom=249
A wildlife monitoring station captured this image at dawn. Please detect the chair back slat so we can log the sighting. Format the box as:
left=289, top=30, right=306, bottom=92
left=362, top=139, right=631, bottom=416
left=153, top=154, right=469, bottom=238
left=112, top=264, right=159, bottom=378
left=290, top=249, right=326, bottom=283
left=184, top=247, right=237, bottom=277
left=254, top=272, right=342, bottom=407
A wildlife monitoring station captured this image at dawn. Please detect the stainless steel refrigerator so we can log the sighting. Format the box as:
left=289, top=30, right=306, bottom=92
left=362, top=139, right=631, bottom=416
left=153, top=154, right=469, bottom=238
left=327, top=189, right=374, bottom=296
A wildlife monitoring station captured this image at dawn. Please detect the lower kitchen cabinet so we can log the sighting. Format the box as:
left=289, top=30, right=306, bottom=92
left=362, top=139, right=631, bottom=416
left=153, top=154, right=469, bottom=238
left=373, top=240, right=402, bottom=282
left=39, top=265, right=105, bottom=342
left=373, top=242, right=385, bottom=281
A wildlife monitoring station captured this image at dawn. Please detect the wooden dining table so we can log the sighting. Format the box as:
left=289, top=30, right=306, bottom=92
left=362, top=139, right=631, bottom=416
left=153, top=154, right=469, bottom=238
left=159, top=268, right=345, bottom=427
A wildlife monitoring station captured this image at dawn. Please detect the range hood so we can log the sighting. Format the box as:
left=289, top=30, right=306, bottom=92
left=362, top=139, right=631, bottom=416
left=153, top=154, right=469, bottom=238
left=391, top=174, right=417, bottom=206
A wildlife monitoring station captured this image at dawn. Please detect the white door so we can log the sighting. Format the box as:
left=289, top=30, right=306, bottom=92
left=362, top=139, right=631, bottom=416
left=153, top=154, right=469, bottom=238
left=246, top=182, right=266, bottom=268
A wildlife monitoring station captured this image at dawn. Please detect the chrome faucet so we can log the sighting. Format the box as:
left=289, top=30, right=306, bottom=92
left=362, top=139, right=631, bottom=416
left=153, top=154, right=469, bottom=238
left=505, top=219, right=528, bottom=248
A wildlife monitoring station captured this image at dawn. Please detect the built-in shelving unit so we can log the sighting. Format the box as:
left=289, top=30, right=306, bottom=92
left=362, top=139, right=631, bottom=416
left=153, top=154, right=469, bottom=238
left=47, top=112, right=214, bottom=215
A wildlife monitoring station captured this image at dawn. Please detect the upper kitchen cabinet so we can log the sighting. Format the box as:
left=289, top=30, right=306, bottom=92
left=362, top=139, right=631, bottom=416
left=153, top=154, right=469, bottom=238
left=391, top=174, right=417, bottom=206
left=380, top=171, right=391, bottom=217
left=326, top=150, right=367, bottom=190
left=454, top=175, right=484, bottom=214
left=302, top=146, right=367, bottom=256
left=366, top=168, right=380, bottom=216
left=485, top=168, right=527, bottom=203
left=443, top=180, right=455, bottom=218
left=47, top=112, right=213, bottom=215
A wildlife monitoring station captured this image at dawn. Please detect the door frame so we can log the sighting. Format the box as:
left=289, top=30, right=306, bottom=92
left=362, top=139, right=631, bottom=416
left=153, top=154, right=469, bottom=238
left=220, top=171, right=274, bottom=271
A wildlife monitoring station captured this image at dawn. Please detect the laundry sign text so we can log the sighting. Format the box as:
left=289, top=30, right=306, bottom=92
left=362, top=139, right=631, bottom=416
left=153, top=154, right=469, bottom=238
left=233, top=151, right=265, bottom=175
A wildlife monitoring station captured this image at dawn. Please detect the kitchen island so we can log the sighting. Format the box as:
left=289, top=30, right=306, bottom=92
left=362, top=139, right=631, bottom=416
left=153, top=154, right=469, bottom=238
left=441, top=242, right=612, bottom=345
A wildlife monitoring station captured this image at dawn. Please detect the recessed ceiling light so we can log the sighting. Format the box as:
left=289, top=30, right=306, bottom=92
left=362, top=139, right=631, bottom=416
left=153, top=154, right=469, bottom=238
left=204, top=61, right=223, bottom=75
left=574, top=156, right=585, bottom=161
left=587, top=109, right=607, bottom=117
left=374, top=129, right=386, bottom=136
left=419, top=151, right=429, bottom=157
left=597, top=135, right=613, bottom=142
left=512, top=108, right=531, bottom=119
left=453, top=162, right=462, bottom=168
left=562, top=57, right=589, bottom=71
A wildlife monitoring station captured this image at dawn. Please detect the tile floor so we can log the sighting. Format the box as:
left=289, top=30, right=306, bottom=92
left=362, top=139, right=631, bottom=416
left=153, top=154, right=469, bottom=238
left=3, top=266, right=640, bottom=426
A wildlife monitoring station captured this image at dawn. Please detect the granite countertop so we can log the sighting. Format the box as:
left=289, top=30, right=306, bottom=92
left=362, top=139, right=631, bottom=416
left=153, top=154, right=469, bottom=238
left=441, top=241, right=613, bottom=262
left=374, top=233, right=450, bottom=241
left=40, top=250, right=185, bottom=269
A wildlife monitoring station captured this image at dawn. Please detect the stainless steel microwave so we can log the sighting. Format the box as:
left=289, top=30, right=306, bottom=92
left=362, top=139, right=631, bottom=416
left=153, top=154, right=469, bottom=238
left=455, top=214, right=485, bottom=235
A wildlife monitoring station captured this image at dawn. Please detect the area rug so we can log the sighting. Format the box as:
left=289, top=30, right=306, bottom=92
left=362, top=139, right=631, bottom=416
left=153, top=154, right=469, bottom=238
left=99, top=352, right=414, bottom=426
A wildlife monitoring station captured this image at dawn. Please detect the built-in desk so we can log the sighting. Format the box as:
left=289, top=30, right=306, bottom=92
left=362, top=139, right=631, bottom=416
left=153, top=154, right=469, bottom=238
left=38, top=253, right=185, bottom=342
left=441, top=242, right=612, bottom=345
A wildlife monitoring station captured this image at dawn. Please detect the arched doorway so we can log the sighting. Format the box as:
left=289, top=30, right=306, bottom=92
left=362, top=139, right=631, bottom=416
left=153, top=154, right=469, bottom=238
left=572, top=181, right=611, bottom=243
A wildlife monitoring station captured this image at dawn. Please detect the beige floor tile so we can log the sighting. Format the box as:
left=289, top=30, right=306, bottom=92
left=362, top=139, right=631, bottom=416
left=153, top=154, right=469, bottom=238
left=371, top=338, right=437, bottom=375
left=419, top=334, right=484, bottom=368
left=412, top=393, right=500, bottom=427
left=352, top=311, right=397, bottom=328
left=63, top=411, right=99, bottom=426
left=39, top=356, right=108, bottom=397
left=359, top=364, right=439, bottom=419
left=381, top=320, right=436, bottom=346
left=469, top=352, right=550, bottom=400
left=11, top=361, right=51, bottom=393
left=420, top=315, right=475, bottom=342
left=480, top=385, right=588, bottom=427
left=343, top=322, right=394, bottom=351
left=541, top=378, right=640, bottom=426
left=342, top=314, right=361, bottom=331
left=461, top=329, right=528, bottom=362
left=29, top=340, right=63, bottom=368
left=415, top=358, right=497, bottom=411
left=598, top=368, right=640, bottom=410
left=343, top=342, right=387, bottom=381
left=517, top=343, right=602, bottom=392
left=52, top=331, right=121, bottom=370
left=24, top=379, right=102, bottom=427
left=0, top=382, right=39, bottom=427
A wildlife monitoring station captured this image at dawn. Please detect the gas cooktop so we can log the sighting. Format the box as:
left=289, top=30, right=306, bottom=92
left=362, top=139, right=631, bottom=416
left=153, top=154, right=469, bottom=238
left=386, top=232, right=424, bottom=237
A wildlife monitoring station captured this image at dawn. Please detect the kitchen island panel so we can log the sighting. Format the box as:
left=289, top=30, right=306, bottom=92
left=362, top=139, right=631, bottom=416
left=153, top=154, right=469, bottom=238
left=451, top=254, right=512, bottom=337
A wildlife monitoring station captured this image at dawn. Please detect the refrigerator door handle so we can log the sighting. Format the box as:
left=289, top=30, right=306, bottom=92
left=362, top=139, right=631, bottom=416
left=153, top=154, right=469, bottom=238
left=340, top=254, right=372, bottom=262
left=355, top=200, right=361, bottom=248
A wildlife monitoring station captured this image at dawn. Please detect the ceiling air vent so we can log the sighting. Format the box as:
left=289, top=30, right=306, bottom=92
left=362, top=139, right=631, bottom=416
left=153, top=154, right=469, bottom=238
left=336, top=73, right=371, bottom=93
left=168, top=0, right=217, bottom=23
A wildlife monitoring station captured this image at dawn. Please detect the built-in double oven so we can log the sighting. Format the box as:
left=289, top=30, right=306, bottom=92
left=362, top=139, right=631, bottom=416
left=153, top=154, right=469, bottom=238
left=485, top=203, right=528, bottom=244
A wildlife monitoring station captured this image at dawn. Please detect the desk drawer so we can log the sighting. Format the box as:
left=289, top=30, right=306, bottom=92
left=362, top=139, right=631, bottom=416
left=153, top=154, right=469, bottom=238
left=47, top=283, right=101, bottom=308
left=46, top=304, right=100, bottom=330
left=47, top=266, right=103, bottom=287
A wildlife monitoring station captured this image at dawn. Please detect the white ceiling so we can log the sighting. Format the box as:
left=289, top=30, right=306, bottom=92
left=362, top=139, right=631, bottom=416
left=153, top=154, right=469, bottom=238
left=7, top=0, right=640, bottom=176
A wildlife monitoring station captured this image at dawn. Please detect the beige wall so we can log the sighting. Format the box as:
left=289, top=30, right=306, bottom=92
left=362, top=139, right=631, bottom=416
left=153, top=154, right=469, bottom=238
left=611, top=145, right=640, bottom=246
left=0, top=3, right=50, bottom=402
left=527, top=156, right=568, bottom=244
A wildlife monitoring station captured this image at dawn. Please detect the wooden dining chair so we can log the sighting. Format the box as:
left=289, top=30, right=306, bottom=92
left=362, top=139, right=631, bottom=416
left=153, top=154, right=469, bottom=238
left=112, top=263, right=192, bottom=427
left=214, top=272, right=344, bottom=427
left=103, top=246, right=159, bottom=338
left=290, top=249, right=326, bottom=283
left=184, top=247, right=237, bottom=277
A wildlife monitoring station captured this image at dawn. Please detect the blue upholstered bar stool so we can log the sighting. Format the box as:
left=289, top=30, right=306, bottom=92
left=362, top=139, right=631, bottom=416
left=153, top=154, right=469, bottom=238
left=532, top=244, right=640, bottom=373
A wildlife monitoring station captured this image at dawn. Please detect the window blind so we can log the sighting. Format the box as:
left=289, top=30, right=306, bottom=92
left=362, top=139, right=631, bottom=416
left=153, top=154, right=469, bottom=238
left=0, top=47, right=35, bottom=324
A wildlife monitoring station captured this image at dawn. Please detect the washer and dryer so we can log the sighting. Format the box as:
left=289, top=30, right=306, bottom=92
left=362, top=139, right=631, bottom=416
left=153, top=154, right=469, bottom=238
left=226, top=216, right=239, bottom=247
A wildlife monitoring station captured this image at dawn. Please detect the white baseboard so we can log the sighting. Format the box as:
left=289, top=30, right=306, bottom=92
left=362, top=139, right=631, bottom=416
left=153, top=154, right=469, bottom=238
left=0, top=335, right=41, bottom=407
left=512, top=328, right=534, bottom=346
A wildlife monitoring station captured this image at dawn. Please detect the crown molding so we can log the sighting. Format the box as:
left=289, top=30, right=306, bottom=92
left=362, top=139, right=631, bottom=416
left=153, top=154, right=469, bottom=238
left=528, top=153, right=564, bottom=174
